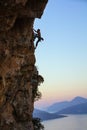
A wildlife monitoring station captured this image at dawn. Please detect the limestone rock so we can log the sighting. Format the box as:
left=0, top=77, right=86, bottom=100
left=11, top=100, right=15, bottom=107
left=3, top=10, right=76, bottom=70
left=0, top=0, right=48, bottom=130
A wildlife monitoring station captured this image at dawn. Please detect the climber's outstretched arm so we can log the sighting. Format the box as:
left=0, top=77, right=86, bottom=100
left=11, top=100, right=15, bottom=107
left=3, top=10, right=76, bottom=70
left=33, top=29, right=37, bottom=32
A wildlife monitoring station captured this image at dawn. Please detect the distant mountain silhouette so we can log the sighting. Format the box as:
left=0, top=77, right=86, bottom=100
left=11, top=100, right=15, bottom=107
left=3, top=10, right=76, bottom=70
left=57, top=102, right=87, bottom=114
left=33, top=109, right=66, bottom=121
left=70, top=96, right=87, bottom=105
left=45, top=96, right=87, bottom=113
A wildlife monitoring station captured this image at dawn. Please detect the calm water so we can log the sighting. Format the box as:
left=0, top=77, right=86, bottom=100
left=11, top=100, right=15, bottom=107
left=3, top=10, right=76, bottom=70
left=43, top=115, right=87, bottom=130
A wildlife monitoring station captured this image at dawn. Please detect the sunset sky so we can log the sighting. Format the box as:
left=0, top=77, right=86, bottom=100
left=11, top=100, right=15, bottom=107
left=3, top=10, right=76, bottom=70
left=34, top=0, right=87, bottom=109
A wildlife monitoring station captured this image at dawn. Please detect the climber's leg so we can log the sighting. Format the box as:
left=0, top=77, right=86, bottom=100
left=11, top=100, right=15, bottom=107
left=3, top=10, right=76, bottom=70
left=36, top=39, right=41, bottom=48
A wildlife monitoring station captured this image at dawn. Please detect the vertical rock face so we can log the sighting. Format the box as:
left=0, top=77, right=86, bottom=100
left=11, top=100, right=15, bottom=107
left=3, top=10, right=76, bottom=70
left=0, top=0, right=48, bottom=130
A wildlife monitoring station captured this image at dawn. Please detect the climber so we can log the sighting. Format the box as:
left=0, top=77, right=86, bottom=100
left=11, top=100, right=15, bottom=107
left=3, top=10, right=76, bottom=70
left=33, top=29, right=44, bottom=49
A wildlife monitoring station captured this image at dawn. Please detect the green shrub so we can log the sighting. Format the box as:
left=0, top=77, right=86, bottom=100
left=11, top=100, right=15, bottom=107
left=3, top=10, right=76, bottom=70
left=32, top=118, right=44, bottom=130
left=32, top=86, right=42, bottom=101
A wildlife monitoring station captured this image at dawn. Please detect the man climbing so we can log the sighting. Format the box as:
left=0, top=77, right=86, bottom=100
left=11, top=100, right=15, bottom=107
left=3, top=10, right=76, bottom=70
left=33, top=29, right=44, bottom=49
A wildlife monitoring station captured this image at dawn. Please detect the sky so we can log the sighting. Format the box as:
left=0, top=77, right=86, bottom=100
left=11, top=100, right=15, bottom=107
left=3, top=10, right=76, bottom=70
left=34, top=0, right=87, bottom=109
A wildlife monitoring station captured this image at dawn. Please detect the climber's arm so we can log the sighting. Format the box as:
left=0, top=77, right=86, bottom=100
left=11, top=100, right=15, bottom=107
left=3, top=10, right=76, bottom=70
left=33, top=29, right=37, bottom=32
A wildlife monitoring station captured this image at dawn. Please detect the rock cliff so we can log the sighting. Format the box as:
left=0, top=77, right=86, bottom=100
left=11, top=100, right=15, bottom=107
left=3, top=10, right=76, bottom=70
left=0, top=0, right=48, bottom=130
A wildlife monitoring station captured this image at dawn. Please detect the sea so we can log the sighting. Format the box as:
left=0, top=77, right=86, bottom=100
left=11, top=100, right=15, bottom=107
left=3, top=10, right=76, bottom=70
left=43, top=114, right=87, bottom=130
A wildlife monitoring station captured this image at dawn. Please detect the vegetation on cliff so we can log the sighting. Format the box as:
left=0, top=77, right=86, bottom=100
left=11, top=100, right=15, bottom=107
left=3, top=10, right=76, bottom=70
left=32, top=66, right=44, bottom=130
